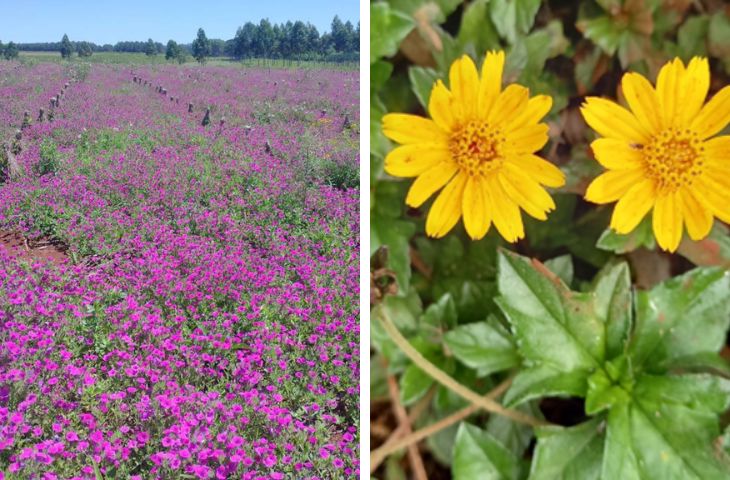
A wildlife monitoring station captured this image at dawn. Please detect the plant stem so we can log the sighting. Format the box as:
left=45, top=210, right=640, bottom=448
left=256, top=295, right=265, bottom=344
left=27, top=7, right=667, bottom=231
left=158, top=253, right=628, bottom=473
left=376, top=307, right=549, bottom=428
left=370, top=376, right=513, bottom=472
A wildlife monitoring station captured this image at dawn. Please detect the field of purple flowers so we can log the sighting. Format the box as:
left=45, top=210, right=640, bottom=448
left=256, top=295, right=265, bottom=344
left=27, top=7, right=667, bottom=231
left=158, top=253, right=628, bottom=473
left=0, top=61, right=359, bottom=479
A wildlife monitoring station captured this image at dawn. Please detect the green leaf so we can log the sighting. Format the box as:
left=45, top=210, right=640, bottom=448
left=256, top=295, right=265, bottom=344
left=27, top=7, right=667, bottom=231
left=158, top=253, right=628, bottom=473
left=580, top=15, right=624, bottom=57
left=458, top=0, right=500, bottom=53
left=489, top=0, right=542, bottom=44
left=371, top=2, right=415, bottom=64
left=444, top=315, right=520, bottom=377
left=585, top=355, right=632, bottom=415
left=421, top=292, right=458, bottom=341
left=521, top=21, right=569, bottom=80
left=628, top=267, right=730, bottom=372
left=709, top=12, right=730, bottom=66
left=504, top=364, right=590, bottom=406
left=596, top=215, right=655, bottom=253
left=677, top=14, right=710, bottom=60
left=389, top=0, right=462, bottom=21
left=408, top=66, right=440, bottom=111
left=486, top=401, right=541, bottom=457
left=496, top=251, right=604, bottom=374
left=529, top=417, right=604, bottom=480
left=372, top=60, right=394, bottom=92
left=372, top=216, right=415, bottom=293
left=544, top=254, right=573, bottom=286
left=592, top=261, right=631, bottom=359
left=604, top=374, right=730, bottom=479
left=453, top=423, right=522, bottom=480
left=400, top=363, right=434, bottom=405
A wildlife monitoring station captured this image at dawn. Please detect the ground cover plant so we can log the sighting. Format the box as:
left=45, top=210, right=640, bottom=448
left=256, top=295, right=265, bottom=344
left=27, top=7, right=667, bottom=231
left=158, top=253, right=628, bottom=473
left=0, top=58, right=359, bottom=478
left=370, top=0, right=730, bottom=478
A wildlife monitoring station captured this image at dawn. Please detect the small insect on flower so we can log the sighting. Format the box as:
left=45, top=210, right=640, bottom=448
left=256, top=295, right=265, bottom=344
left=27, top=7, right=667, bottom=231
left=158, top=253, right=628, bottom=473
left=581, top=56, right=730, bottom=252
left=381, top=51, right=565, bottom=242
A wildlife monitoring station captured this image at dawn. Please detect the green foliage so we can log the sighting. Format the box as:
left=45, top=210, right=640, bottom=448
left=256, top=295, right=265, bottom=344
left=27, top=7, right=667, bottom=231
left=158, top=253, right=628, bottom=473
left=192, top=28, right=211, bottom=63
left=3, top=41, right=19, bottom=60
left=35, top=138, right=61, bottom=176
left=60, top=33, right=73, bottom=59
left=76, top=41, right=93, bottom=57
left=144, top=38, right=157, bottom=56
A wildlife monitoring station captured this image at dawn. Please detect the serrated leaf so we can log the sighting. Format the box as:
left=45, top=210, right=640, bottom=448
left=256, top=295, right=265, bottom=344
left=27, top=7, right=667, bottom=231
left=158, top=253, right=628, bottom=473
left=628, top=267, right=730, bottom=372
left=400, top=363, right=434, bottom=405
left=504, top=364, right=590, bottom=406
left=453, top=423, right=522, bottom=480
left=596, top=215, right=655, bottom=253
left=708, top=12, right=730, bottom=62
left=521, top=21, right=569, bottom=80
left=458, top=0, right=500, bottom=53
left=496, top=251, right=605, bottom=373
left=421, top=292, right=458, bottom=334
left=371, top=2, right=415, bottom=64
left=544, top=254, right=574, bottom=286
left=444, top=315, right=519, bottom=377
left=604, top=374, right=730, bottom=479
left=408, top=66, right=440, bottom=110
left=489, top=0, right=542, bottom=44
left=529, top=417, right=604, bottom=480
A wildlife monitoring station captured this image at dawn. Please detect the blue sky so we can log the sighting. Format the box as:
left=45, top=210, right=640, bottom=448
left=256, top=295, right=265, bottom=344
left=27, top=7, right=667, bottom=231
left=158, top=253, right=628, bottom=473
left=0, top=0, right=359, bottom=44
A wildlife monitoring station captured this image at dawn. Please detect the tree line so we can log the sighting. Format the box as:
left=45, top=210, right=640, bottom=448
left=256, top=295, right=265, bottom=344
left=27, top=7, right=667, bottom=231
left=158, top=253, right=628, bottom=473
left=1, top=16, right=358, bottom=63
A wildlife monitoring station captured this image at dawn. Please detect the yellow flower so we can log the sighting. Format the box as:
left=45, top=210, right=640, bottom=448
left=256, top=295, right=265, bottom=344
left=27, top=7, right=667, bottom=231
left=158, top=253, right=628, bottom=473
left=381, top=51, right=565, bottom=242
left=581, top=57, right=730, bottom=252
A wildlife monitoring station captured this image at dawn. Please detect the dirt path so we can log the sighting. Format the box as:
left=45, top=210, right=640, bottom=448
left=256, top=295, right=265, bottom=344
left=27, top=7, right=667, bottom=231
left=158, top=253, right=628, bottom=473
left=0, top=230, right=68, bottom=266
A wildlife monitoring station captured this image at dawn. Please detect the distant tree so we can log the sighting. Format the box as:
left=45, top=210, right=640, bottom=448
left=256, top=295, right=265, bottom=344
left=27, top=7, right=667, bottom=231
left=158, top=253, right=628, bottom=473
left=209, top=39, right=225, bottom=57
left=254, top=19, right=274, bottom=58
left=4, top=41, right=18, bottom=60
left=192, top=28, right=210, bottom=63
left=0, top=41, right=4, bottom=59
left=77, top=41, right=93, bottom=57
left=144, top=38, right=157, bottom=56
left=330, top=16, right=348, bottom=52
left=233, top=22, right=256, bottom=58
left=60, top=34, right=73, bottom=59
left=165, top=39, right=180, bottom=60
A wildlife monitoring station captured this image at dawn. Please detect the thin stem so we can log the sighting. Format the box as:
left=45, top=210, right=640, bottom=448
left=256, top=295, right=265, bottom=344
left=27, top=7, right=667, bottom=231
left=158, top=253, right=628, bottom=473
left=370, top=376, right=514, bottom=472
left=377, top=307, right=549, bottom=428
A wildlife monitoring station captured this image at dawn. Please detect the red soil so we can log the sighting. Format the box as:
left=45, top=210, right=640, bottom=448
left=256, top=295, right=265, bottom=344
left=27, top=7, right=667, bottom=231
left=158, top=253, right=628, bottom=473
left=0, top=230, right=68, bottom=266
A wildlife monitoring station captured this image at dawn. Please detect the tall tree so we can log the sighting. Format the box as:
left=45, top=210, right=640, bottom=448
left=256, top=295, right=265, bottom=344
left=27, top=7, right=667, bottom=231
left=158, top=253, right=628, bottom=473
left=4, top=41, right=18, bottom=60
left=60, top=34, right=73, bottom=59
left=330, top=16, right=348, bottom=52
left=233, top=22, right=256, bottom=58
left=192, top=28, right=210, bottom=63
left=254, top=19, right=274, bottom=58
left=144, top=38, right=157, bottom=56
left=165, top=40, right=180, bottom=60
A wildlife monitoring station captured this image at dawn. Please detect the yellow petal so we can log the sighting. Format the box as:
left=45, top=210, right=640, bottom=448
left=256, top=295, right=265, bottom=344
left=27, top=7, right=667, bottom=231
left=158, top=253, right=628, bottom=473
left=406, top=162, right=459, bottom=207
left=505, top=95, right=552, bottom=133
left=580, top=97, right=650, bottom=143
left=585, top=168, right=645, bottom=204
left=506, top=124, right=549, bottom=154
left=450, top=55, right=479, bottom=120
left=487, top=84, right=529, bottom=124
left=426, top=173, right=467, bottom=238
left=694, top=176, right=730, bottom=223
left=680, top=57, right=710, bottom=126
left=590, top=138, right=643, bottom=170
left=516, top=154, right=565, bottom=188
left=610, top=180, right=655, bottom=234
left=678, top=188, right=713, bottom=241
left=704, top=167, right=730, bottom=199
left=478, top=50, right=504, bottom=119
left=653, top=192, right=683, bottom=252
left=621, top=72, right=661, bottom=134
left=485, top=175, right=524, bottom=243
left=703, top=135, right=730, bottom=167
left=690, top=85, right=730, bottom=139
left=429, top=80, right=456, bottom=131
left=462, top=176, right=492, bottom=240
left=656, top=57, right=685, bottom=129
left=383, top=113, right=447, bottom=145
left=499, top=163, right=556, bottom=220
left=384, top=144, right=450, bottom=177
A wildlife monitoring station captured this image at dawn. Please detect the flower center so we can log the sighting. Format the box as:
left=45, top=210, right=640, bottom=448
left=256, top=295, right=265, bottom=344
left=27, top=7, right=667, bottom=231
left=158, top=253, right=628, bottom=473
left=642, top=127, right=704, bottom=192
left=449, top=120, right=504, bottom=177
